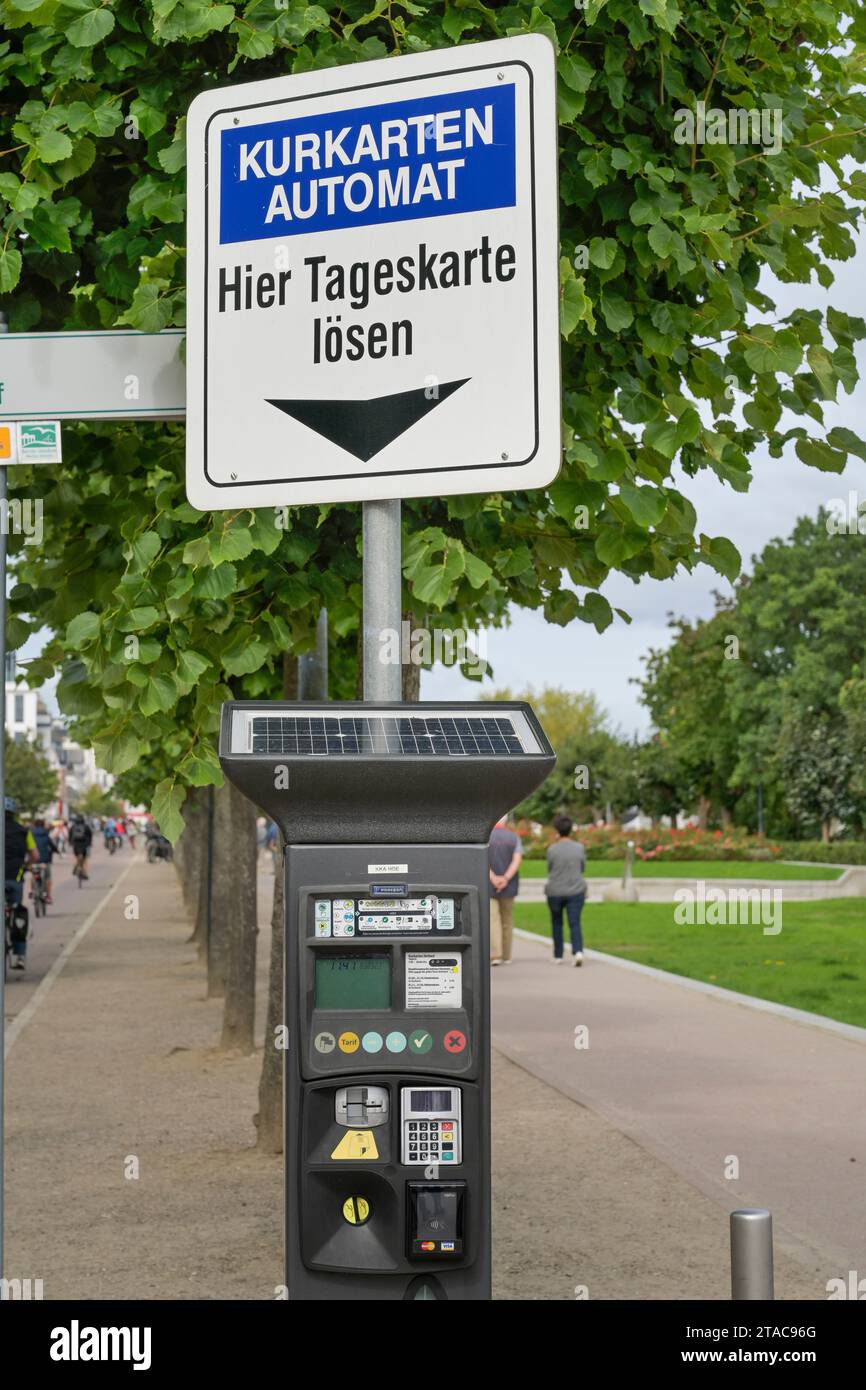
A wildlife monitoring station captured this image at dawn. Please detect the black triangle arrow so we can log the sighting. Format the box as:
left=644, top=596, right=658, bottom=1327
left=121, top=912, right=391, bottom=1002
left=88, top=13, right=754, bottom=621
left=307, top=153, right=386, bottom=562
left=266, top=379, right=469, bottom=462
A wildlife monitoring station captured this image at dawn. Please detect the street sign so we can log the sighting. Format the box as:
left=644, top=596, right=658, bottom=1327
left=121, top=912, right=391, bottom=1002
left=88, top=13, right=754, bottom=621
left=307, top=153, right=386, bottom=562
left=185, top=36, right=560, bottom=510
left=0, top=330, right=185, bottom=421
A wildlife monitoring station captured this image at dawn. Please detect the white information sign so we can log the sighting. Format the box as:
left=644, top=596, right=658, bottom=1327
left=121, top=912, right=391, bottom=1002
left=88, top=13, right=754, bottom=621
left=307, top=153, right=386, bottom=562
left=405, top=952, right=463, bottom=1010
left=185, top=36, right=560, bottom=508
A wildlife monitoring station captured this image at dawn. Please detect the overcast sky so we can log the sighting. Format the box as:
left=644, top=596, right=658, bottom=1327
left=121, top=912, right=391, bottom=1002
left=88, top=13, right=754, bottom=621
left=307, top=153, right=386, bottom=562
left=425, top=237, right=866, bottom=736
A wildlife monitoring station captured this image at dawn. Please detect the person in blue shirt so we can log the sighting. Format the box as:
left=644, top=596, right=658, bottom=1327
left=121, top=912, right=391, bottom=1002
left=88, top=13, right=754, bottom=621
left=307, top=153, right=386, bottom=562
left=31, top=817, right=59, bottom=903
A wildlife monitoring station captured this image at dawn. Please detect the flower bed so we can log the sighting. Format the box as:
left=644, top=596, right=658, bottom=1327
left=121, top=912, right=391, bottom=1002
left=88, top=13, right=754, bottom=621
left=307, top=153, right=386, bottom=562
left=521, top=825, right=783, bottom=862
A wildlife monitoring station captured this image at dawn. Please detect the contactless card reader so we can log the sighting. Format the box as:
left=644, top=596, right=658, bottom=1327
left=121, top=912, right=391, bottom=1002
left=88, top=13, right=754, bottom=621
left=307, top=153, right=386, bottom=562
left=219, top=700, right=554, bottom=1301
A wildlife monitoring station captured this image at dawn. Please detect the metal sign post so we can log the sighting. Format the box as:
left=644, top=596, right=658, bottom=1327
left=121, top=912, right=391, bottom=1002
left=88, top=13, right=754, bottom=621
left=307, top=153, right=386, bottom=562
left=362, top=500, right=402, bottom=702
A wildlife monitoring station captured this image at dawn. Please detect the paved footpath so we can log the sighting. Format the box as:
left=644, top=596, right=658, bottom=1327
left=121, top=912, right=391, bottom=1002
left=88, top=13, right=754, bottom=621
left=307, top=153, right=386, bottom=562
left=492, top=930, right=866, bottom=1280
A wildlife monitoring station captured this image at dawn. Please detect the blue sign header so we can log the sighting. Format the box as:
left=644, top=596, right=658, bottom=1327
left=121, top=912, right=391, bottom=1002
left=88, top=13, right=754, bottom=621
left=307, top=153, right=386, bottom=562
left=218, top=84, right=516, bottom=244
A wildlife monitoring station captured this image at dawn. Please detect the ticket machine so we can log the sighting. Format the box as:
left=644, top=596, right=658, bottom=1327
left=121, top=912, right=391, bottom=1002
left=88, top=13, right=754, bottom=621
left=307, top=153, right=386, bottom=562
left=219, top=701, right=554, bottom=1300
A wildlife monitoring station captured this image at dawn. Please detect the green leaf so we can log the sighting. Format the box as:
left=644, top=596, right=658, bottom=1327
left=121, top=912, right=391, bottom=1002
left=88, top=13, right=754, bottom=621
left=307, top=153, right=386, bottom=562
left=94, top=730, right=143, bottom=777
left=179, top=749, right=223, bottom=787
left=826, top=427, right=866, bottom=463
left=463, top=551, right=493, bottom=588
left=795, top=439, right=846, bottom=473
left=600, top=292, right=633, bottom=333
left=222, top=634, right=269, bottom=677
left=558, top=53, right=594, bottom=94
left=588, top=237, right=617, bottom=269
left=806, top=345, right=837, bottom=400
left=151, top=778, right=186, bottom=844
left=208, top=525, right=253, bottom=565
left=560, top=272, right=595, bottom=337
left=583, top=591, right=613, bottom=632
left=140, top=673, right=178, bottom=716
left=129, top=531, right=161, bottom=571
left=66, top=611, right=100, bottom=645
left=175, top=649, right=211, bottom=689
left=643, top=420, right=678, bottom=459
left=619, top=484, right=667, bottom=528
left=66, top=6, right=115, bottom=47
left=700, top=534, right=741, bottom=582
left=0, top=248, right=23, bottom=294
left=121, top=606, right=161, bottom=632
left=35, top=129, right=73, bottom=163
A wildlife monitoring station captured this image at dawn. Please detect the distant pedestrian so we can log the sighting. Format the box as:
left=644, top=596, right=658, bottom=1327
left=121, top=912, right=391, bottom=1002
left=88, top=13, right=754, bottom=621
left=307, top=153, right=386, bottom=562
left=488, top=816, right=522, bottom=966
left=545, top=815, right=587, bottom=966
left=264, top=819, right=279, bottom=874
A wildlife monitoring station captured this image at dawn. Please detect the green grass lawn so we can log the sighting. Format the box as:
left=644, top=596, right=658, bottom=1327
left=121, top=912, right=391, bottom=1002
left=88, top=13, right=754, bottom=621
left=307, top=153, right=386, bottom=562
left=514, top=899, right=866, bottom=1029
left=519, top=858, right=843, bottom=881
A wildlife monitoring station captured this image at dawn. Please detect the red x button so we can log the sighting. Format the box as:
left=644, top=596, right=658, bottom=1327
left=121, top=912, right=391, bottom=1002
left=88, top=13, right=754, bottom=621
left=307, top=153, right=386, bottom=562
left=443, top=1029, right=467, bottom=1054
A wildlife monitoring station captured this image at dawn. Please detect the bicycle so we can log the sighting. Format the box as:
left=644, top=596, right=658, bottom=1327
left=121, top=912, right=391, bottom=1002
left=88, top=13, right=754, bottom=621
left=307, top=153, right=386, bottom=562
left=5, top=886, right=29, bottom=976
left=71, top=850, right=88, bottom=886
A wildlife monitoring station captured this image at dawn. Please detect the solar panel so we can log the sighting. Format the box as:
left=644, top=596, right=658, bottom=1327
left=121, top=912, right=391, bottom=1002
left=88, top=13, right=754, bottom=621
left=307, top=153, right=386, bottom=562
left=246, top=712, right=529, bottom=757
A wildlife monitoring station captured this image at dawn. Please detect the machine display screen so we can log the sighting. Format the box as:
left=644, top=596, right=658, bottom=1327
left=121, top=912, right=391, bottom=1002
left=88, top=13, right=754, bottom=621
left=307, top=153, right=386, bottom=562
left=410, top=1090, right=453, bottom=1113
left=315, top=954, right=391, bottom=1010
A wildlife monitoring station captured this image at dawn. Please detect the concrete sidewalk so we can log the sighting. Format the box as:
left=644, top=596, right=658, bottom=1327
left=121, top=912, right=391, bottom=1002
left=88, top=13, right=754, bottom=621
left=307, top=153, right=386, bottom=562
left=492, top=930, right=866, bottom=1279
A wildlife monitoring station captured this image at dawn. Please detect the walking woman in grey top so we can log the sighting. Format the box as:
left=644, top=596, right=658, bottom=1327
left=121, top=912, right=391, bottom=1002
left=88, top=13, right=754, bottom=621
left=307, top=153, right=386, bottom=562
left=545, top=815, right=587, bottom=965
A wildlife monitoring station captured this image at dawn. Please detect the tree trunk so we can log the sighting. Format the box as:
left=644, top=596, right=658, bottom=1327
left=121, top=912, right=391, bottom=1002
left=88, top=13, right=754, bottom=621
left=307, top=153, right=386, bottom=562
left=696, top=795, right=710, bottom=830
left=257, top=846, right=284, bottom=1152
left=218, top=778, right=258, bottom=1052
left=191, top=794, right=212, bottom=964
left=208, top=780, right=235, bottom=998
left=822, top=818, right=831, bottom=844
left=720, top=806, right=733, bottom=830
left=174, top=786, right=207, bottom=933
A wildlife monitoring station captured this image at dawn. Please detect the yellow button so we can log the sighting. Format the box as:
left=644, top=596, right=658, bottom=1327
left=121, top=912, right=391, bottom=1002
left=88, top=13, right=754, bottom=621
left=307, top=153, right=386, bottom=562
left=342, top=1196, right=370, bottom=1225
left=338, top=1031, right=360, bottom=1053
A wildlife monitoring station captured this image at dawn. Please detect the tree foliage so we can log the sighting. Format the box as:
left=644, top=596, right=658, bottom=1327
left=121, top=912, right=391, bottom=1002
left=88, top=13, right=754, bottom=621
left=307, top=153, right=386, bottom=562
left=639, top=514, right=866, bottom=836
left=4, top=730, right=59, bottom=815
left=2, top=0, right=865, bottom=830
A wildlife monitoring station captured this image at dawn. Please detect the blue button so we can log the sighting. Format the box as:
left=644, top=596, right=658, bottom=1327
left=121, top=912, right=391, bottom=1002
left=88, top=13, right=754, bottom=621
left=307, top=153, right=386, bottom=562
left=385, top=1030, right=407, bottom=1053
left=361, top=1031, right=383, bottom=1054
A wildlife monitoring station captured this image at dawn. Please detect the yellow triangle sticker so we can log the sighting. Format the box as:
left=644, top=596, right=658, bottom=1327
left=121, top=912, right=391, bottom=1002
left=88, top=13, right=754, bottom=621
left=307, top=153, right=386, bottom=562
left=330, top=1129, right=379, bottom=1161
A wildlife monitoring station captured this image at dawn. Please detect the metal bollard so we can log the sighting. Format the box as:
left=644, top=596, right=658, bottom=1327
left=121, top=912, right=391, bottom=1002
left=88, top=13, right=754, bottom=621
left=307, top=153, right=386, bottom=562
left=730, top=1209, right=774, bottom=1300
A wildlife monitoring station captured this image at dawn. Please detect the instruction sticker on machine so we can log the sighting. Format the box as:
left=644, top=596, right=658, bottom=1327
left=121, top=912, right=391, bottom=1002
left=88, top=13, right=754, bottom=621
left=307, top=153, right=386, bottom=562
left=405, top=953, right=462, bottom=1010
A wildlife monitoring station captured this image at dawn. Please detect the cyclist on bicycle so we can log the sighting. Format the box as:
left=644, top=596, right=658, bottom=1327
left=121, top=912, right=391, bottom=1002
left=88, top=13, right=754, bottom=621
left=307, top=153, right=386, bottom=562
left=31, top=817, right=59, bottom=904
left=70, top=814, right=92, bottom=879
left=5, top=797, right=38, bottom=971
left=103, top=815, right=117, bottom=851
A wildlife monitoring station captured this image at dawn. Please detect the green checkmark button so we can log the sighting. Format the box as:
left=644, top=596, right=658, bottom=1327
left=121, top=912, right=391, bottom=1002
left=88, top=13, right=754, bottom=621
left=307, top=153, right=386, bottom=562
left=409, top=1030, right=433, bottom=1054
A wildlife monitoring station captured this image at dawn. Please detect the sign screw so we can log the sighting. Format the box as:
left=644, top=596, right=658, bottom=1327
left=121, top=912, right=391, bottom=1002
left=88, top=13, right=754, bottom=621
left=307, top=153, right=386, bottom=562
left=233, top=117, right=239, bottom=125
left=230, top=471, right=238, bottom=480
left=501, top=452, right=509, bottom=461
left=497, top=72, right=504, bottom=81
